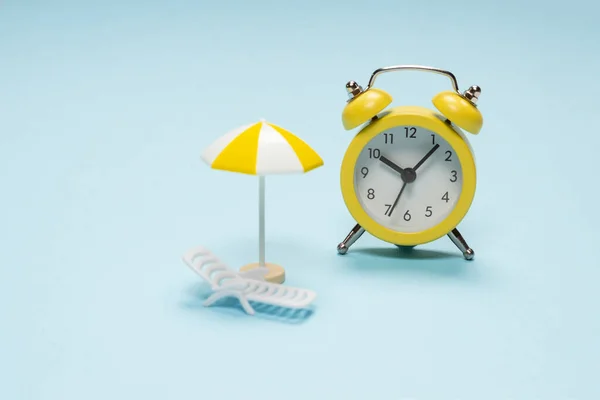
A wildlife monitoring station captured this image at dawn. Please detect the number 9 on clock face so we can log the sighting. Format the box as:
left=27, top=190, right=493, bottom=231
left=354, top=125, right=462, bottom=233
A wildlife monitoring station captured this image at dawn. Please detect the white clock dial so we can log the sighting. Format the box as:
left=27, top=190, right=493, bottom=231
left=354, top=125, right=463, bottom=233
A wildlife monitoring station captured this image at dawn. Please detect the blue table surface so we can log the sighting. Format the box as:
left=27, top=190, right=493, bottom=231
left=2, top=1, right=599, bottom=399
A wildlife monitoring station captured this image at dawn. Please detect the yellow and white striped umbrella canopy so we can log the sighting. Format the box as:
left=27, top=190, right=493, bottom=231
left=201, top=119, right=323, bottom=175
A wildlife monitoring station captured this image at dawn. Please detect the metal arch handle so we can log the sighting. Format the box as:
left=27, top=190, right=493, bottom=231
left=365, top=65, right=461, bottom=93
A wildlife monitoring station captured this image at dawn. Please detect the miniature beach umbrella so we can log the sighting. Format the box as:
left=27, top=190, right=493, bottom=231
left=201, top=119, right=324, bottom=284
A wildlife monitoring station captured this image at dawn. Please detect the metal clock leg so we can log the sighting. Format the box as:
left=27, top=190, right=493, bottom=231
left=337, top=224, right=365, bottom=254
left=447, top=228, right=474, bottom=260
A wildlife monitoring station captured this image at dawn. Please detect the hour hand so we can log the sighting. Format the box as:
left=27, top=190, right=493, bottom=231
left=379, top=155, right=404, bottom=175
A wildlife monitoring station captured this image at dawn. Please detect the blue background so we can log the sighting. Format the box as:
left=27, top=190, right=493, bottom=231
left=2, top=1, right=599, bottom=399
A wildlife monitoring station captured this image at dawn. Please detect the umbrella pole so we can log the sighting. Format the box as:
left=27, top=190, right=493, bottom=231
left=259, top=175, right=265, bottom=267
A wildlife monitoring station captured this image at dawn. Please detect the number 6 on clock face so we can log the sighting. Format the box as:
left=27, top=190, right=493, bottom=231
left=354, top=125, right=462, bottom=233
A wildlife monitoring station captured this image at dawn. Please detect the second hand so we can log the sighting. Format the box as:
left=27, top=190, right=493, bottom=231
left=387, top=181, right=407, bottom=217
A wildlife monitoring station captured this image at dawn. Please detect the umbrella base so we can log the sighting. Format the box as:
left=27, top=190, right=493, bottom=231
left=240, top=262, right=285, bottom=284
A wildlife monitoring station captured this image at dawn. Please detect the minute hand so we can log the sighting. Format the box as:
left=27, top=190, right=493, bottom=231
left=413, top=144, right=440, bottom=171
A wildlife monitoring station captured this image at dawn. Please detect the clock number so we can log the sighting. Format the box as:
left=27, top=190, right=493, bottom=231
left=442, top=192, right=449, bottom=202
left=384, top=133, right=394, bottom=144
left=450, top=170, right=457, bottom=182
left=445, top=151, right=452, bottom=162
left=368, top=148, right=380, bottom=159
left=403, top=210, right=411, bottom=221
left=367, top=188, right=375, bottom=200
left=384, top=204, right=392, bottom=216
left=425, top=206, right=432, bottom=217
left=431, top=134, right=435, bottom=145
left=361, top=167, right=369, bottom=178
left=404, top=127, right=416, bottom=138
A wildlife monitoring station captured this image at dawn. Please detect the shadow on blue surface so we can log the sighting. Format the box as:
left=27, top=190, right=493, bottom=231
left=180, top=283, right=315, bottom=324
left=369, top=246, right=460, bottom=259
left=342, top=246, right=476, bottom=279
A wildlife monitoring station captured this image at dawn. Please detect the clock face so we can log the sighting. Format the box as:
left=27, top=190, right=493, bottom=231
left=354, top=125, right=463, bottom=233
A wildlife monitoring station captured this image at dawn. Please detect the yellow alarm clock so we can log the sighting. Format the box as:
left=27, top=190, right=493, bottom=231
left=336, top=65, right=483, bottom=260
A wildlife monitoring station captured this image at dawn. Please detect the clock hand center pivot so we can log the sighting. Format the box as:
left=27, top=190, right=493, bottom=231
left=401, top=168, right=417, bottom=183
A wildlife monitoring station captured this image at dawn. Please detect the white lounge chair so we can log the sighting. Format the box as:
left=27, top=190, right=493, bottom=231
left=182, top=246, right=317, bottom=315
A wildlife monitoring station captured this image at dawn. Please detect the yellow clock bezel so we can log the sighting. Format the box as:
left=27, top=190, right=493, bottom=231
left=340, top=105, right=477, bottom=246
